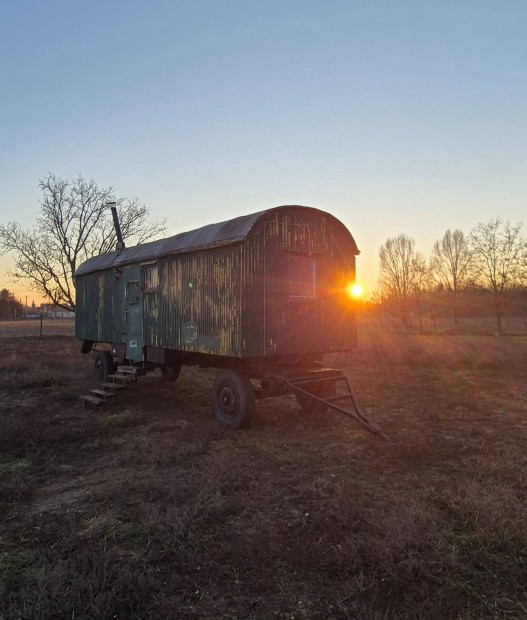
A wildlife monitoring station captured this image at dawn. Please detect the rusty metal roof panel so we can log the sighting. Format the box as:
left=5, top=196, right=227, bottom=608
left=75, top=205, right=359, bottom=277
left=75, top=209, right=271, bottom=276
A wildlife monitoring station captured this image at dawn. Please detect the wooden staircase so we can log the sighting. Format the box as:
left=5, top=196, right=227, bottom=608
left=80, top=366, right=145, bottom=408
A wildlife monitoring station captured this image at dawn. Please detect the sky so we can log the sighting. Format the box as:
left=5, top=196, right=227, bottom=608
left=1, top=0, right=526, bottom=302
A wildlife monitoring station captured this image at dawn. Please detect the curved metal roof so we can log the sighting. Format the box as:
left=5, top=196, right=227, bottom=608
left=75, top=205, right=358, bottom=276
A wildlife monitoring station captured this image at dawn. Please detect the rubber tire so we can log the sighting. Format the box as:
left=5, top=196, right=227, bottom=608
left=295, top=380, right=335, bottom=413
left=161, top=364, right=182, bottom=382
left=212, top=370, right=255, bottom=429
left=94, top=351, right=115, bottom=383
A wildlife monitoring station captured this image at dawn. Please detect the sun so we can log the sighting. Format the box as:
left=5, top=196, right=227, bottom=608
left=346, top=283, right=363, bottom=299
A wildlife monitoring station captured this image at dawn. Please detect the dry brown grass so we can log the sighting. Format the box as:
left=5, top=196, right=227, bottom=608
left=1, top=320, right=526, bottom=619
left=0, top=318, right=74, bottom=339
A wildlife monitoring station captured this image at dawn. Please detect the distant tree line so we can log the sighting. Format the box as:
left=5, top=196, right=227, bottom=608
left=377, top=218, right=527, bottom=333
left=1, top=172, right=526, bottom=331
left=0, top=289, right=24, bottom=320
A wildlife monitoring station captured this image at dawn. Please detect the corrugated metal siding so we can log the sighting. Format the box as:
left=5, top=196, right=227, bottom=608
left=245, top=207, right=357, bottom=357
left=142, top=245, right=242, bottom=357
left=75, top=270, right=124, bottom=342
left=76, top=205, right=358, bottom=359
left=240, top=226, right=265, bottom=357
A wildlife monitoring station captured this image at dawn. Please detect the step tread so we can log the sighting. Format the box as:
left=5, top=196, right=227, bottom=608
left=117, top=366, right=146, bottom=375
left=91, top=389, right=114, bottom=398
left=107, top=373, right=136, bottom=382
left=101, top=382, right=126, bottom=390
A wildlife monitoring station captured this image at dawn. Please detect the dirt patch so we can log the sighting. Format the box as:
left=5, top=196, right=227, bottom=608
left=1, top=328, right=526, bottom=618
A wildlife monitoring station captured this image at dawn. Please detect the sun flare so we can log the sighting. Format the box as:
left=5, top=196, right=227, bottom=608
left=346, top=283, right=363, bottom=298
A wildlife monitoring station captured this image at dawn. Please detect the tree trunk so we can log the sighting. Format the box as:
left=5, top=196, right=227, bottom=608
left=494, top=291, right=503, bottom=333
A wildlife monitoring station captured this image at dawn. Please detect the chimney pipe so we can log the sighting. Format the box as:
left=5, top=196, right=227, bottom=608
left=108, top=202, right=125, bottom=251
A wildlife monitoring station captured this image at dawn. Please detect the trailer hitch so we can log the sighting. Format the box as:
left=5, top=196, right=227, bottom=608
left=275, top=369, right=391, bottom=442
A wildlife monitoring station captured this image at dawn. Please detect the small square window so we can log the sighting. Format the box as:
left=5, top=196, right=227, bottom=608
left=288, top=256, right=315, bottom=299
left=126, top=281, right=139, bottom=304
left=142, top=264, right=159, bottom=293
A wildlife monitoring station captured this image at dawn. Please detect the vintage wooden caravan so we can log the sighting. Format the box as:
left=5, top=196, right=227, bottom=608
left=75, top=205, right=383, bottom=435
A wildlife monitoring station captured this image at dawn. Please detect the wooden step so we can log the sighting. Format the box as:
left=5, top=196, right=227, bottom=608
left=117, top=366, right=138, bottom=374
left=117, top=366, right=146, bottom=376
left=80, top=394, right=105, bottom=408
left=101, top=382, right=126, bottom=391
left=91, top=388, right=115, bottom=399
left=107, top=373, right=136, bottom=383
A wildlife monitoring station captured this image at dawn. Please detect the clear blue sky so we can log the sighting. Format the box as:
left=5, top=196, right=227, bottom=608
left=1, top=0, right=526, bottom=297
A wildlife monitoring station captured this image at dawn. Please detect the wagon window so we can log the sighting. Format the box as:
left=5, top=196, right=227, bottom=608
left=142, top=264, right=159, bottom=293
left=126, top=280, right=139, bottom=305
left=288, top=256, right=315, bottom=299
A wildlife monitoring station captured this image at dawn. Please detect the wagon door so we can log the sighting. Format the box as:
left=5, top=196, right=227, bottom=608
left=122, top=264, right=144, bottom=361
left=282, top=254, right=319, bottom=354
left=263, top=221, right=320, bottom=355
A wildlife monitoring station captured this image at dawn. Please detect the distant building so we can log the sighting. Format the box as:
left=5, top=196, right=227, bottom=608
left=39, top=304, right=75, bottom=319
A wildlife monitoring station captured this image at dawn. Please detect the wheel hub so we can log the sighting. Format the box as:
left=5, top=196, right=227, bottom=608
left=219, top=385, right=237, bottom=415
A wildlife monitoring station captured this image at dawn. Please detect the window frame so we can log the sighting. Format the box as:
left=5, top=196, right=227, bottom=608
left=287, top=255, right=316, bottom=301
left=141, top=263, right=160, bottom=293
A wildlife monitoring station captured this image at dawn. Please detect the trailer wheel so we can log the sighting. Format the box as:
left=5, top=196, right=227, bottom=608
left=295, top=380, right=335, bottom=413
left=161, top=364, right=181, bottom=382
left=94, top=351, right=115, bottom=382
left=212, top=370, right=255, bottom=429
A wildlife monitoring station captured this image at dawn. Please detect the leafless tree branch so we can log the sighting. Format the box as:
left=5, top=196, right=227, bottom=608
left=0, top=174, right=165, bottom=311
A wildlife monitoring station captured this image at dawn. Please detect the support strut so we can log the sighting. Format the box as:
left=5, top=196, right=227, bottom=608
left=275, top=369, right=390, bottom=442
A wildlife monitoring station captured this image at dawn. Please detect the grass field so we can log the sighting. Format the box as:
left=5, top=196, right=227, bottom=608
left=0, top=318, right=75, bottom=339
left=0, top=320, right=526, bottom=618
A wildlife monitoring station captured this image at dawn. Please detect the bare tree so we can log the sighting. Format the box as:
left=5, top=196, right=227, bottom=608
left=430, top=229, right=472, bottom=325
left=378, top=234, right=424, bottom=327
left=469, top=218, right=526, bottom=333
left=411, top=252, right=433, bottom=332
left=0, top=174, right=165, bottom=312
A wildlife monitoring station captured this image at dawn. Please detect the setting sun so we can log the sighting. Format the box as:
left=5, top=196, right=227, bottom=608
left=346, top=283, right=363, bottom=298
